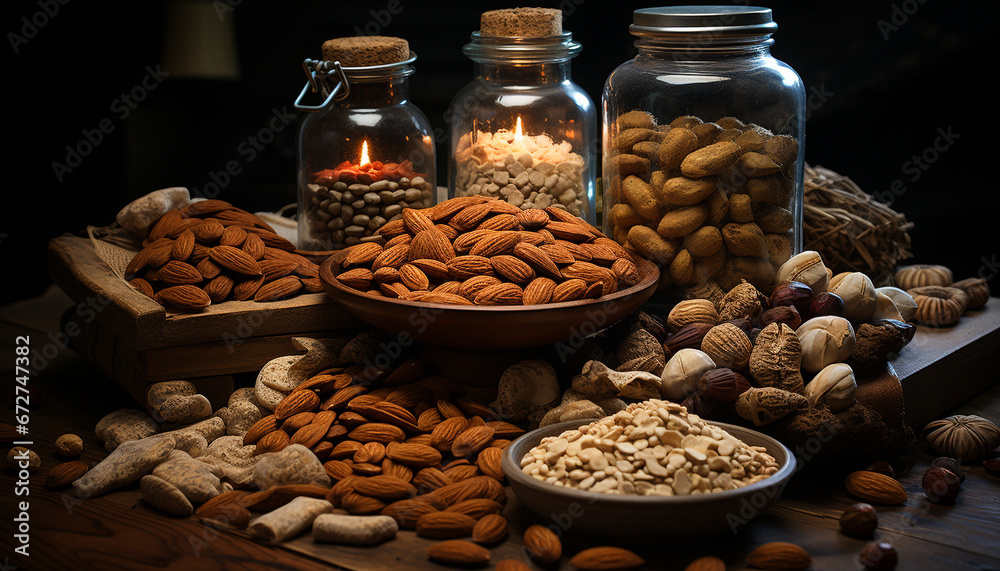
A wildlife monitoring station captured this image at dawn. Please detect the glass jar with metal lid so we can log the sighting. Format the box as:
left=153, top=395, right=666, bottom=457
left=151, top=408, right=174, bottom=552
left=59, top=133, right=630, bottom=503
left=295, top=36, right=436, bottom=251
left=603, top=6, right=805, bottom=298
left=447, top=7, right=598, bottom=224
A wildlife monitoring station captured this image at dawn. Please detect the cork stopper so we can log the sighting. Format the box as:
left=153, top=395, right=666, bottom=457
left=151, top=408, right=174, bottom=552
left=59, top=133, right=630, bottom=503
left=321, top=36, right=409, bottom=66
left=480, top=7, right=563, bottom=37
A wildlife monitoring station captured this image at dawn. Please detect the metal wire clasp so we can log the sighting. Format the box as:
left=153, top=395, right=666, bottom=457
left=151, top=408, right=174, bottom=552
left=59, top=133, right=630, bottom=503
left=294, top=59, right=350, bottom=112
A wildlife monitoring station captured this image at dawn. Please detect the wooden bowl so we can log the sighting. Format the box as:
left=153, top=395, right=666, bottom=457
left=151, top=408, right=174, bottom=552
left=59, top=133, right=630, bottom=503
left=318, top=255, right=660, bottom=350
left=502, top=419, right=796, bottom=541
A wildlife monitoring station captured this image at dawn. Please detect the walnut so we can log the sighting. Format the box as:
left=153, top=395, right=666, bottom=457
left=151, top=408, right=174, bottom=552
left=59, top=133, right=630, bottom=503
left=749, top=322, right=804, bottom=394
left=717, top=280, right=765, bottom=321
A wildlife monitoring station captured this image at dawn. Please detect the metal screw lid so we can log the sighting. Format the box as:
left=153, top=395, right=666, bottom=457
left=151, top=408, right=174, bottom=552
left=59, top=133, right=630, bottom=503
left=630, top=6, right=777, bottom=39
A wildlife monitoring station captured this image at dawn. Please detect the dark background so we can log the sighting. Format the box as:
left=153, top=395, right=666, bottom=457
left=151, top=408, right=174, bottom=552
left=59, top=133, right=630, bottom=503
left=4, top=0, right=997, bottom=302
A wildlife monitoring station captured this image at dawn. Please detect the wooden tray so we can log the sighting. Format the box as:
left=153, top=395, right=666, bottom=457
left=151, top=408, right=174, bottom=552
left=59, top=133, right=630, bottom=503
left=46, top=235, right=362, bottom=406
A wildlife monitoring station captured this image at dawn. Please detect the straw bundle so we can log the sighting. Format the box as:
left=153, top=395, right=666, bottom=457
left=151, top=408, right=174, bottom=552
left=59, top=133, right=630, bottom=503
left=803, top=164, right=914, bottom=284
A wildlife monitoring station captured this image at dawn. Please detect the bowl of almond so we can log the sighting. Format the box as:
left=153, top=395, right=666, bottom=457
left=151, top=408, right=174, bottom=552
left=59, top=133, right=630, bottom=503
left=318, top=197, right=660, bottom=350
left=502, top=401, right=796, bottom=540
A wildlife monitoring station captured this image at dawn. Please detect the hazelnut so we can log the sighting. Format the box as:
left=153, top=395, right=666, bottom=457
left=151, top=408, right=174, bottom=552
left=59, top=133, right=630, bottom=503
left=660, top=348, right=716, bottom=402
left=839, top=503, right=878, bottom=538
left=865, top=461, right=895, bottom=478
left=6, top=447, right=40, bottom=473
left=55, top=433, right=85, bottom=457
left=921, top=466, right=961, bottom=504
left=769, top=280, right=814, bottom=314
left=807, top=291, right=844, bottom=319
left=759, top=305, right=802, bottom=330
left=859, top=541, right=898, bottom=571
left=695, top=368, right=750, bottom=403
left=929, top=457, right=964, bottom=483
left=665, top=322, right=715, bottom=353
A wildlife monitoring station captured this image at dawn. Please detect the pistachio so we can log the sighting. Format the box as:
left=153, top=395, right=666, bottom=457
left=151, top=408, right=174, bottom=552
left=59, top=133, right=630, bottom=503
left=828, top=272, right=877, bottom=323
left=660, top=348, right=716, bottom=402
left=803, top=363, right=856, bottom=412
left=796, top=316, right=856, bottom=373
left=874, top=287, right=917, bottom=322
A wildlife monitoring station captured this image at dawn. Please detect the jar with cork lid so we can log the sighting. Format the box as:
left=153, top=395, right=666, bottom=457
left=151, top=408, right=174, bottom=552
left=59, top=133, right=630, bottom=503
left=602, top=6, right=806, bottom=299
left=446, top=7, right=598, bottom=224
left=295, top=35, right=436, bottom=251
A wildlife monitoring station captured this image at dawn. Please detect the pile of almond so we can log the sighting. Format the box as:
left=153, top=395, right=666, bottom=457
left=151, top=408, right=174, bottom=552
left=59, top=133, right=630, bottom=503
left=124, top=199, right=323, bottom=311
left=331, top=195, right=644, bottom=305
left=242, top=357, right=525, bottom=545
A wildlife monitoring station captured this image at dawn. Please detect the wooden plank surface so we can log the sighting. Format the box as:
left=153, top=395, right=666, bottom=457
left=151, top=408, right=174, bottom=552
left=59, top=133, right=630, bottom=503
left=47, top=236, right=359, bottom=350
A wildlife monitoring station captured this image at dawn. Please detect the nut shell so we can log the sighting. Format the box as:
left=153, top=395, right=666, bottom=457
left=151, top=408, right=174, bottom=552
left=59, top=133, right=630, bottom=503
left=923, top=414, right=1000, bottom=461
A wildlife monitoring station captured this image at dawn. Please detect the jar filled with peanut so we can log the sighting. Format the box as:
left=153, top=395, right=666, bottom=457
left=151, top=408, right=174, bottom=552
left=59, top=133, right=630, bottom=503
left=602, top=6, right=805, bottom=298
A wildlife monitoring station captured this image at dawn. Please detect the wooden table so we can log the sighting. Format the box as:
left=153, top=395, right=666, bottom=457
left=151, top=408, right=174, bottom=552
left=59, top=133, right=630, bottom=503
left=1, top=287, right=999, bottom=570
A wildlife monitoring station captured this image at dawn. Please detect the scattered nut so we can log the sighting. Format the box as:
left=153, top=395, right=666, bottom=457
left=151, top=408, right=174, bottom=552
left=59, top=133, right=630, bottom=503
left=55, top=434, right=85, bottom=457
left=839, top=503, right=878, bottom=538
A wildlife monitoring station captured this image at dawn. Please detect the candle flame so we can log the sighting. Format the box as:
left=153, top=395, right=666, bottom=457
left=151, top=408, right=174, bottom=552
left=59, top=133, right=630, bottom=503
left=514, top=116, right=523, bottom=142
left=360, top=140, right=370, bottom=166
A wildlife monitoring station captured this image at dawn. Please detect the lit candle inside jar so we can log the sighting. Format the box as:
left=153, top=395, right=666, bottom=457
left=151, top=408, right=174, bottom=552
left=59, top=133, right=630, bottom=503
left=453, top=115, right=585, bottom=215
left=305, top=139, right=433, bottom=249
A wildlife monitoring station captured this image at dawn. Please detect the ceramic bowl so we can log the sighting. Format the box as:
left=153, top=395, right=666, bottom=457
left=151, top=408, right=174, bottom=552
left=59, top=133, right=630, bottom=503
left=318, top=254, right=660, bottom=350
left=502, top=419, right=796, bottom=541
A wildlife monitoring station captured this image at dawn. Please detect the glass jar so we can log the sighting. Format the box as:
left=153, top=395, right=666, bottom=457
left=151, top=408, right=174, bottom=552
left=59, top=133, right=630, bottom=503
left=602, top=6, right=805, bottom=298
left=447, top=30, right=597, bottom=224
left=295, top=38, right=436, bottom=251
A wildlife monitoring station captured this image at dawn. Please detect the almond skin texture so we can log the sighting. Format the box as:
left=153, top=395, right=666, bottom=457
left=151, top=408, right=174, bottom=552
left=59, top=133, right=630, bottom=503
left=745, top=542, right=811, bottom=570
left=416, top=511, right=478, bottom=539
left=45, top=461, right=89, bottom=489
left=844, top=471, right=908, bottom=505
left=569, top=546, right=646, bottom=571
left=471, top=513, right=508, bottom=545
left=524, top=524, right=562, bottom=565
left=426, top=540, right=491, bottom=566
left=684, top=555, right=726, bottom=571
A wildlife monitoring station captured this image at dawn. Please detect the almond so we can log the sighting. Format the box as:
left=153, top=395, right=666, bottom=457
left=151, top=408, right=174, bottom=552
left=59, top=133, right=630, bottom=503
left=684, top=555, right=726, bottom=571
left=194, top=489, right=252, bottom=516
left=242, top=232, right=266, bottom=260
left=274, top=390, right=320, bottom=420
left=254, top=275, right=302, bottom=302
left=446, top=498, right=503, bottom=520
left=412, top=467, right=453, bottom=494
left=524, top=524, right=562, bottom=565
left=381, top=497, right=442, bottom=529
left=417, top=510, right=478, bottom=539
left=379, top=281, right=410, bottom=299
left=486, top=420, right=526, bottom=439
left=452, top=426, right=495, bottom=458
left=399, top=264, right=431, bottom=291
left=242, top=484, right=329, bottom=512
left=569, top=547, right=646, bottom=571
left=432, top=476, right=505, bottom=506
left=340, top=492, right=387, bottom=515
left=545, top=220, right=593, bottom=243
left=353, top=475, right=418, bottom=501
left=155, top=284, right=211, bottom=310
left=196, top=503, right=251, bottom=530
left=129, top=277, right=155, bottom=298
left=432, top=195, right=488, bottom=222
left=408, top=258, right=450, bottom=282
left=477, top=213, right=520, bottom=231
left=348, top=423, right=407, bottom=444
left=745, top=542, right=811, bottom=571
left=203, top=274, right=234, bottom=302
left=403, top=208, right=436, bottom=234
left=475, top=446, right=504, bottom=481
left=336, top=267, right=373, bottom=290
left=425, top=540, right=491, bottom=566
left=232, top=275, right=265, bottom=300
left=253, top=429, right=290, bottom=455
left=372, top=243, right=410, bottom=270
left=196, top=256, right=223, bottom=280
left=561, top=261, right=612, bottom=284
left=448, top=202, right=493, bottom=231
left=289, top=422, right=327, bottom=448
left=436, top=399, right=466, bottom=420
left=452, top=229, right=493, bottom=253
left=171, top=230, right=196, bottom=261
left=219, top=224, right=248, bottom=247
left=538, top=243, right=576, bottom=265
left=344, top=242, right=384, bottom=267
left=447, top=255, right=495, bottom=281
left=515, top=209, right=550, bottom=230
left=443, top=464, right=481, bottom=483
left=431, top=417, right=471, bottom=452
left=45, top=460, right=89, bottom=489
left=551, top=278, right=588, bottom=302
left=210, top=245, right=262, bottom=276
left=409, top=228, right=456, bottom=262
left=844, top=471, right=908, bottom=505
left=385, top=442, right=443, bottom=468
left=522, top=277, right=557, bottom=305
left=149, top=209, right=184, bottom=241
left=323, top=459, right=354, bottom=481
left=491, top=255, right=536, bottom=284
left=190, top=218, right=226, bottom=241
left=469, top=230, right=520, bottom=257
left=472, top=513, right=508, bottom=545
left=321, top=385, right=369, bottom=411
left=496, top=560, right=534, bottom=571
left=513, top=241, right=562, bottom=279
left=382, top=458, right=414, bottom=482
left=612, top=257, right=641, bottom=285
left=474, top=282, right=523, bottom=305
left=242, top=415, right=279, bottom=445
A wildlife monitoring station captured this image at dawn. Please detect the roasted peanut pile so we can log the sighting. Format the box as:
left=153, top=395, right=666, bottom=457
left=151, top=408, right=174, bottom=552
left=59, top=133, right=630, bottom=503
left=520, top=399, right=779, bottom=495
left=333, top=195, right=643, bottom=305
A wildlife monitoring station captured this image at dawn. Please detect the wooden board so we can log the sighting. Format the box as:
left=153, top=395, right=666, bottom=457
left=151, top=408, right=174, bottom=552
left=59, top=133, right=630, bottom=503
left=45, top=235, right=363, bottom=405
